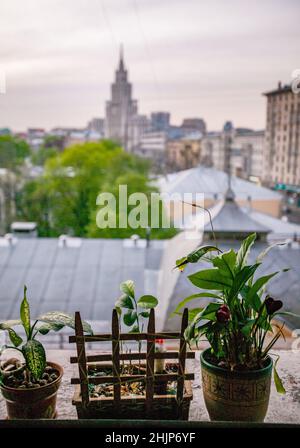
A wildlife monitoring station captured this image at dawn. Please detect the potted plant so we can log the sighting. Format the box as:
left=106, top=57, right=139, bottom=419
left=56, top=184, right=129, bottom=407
left=71, top=280, right=194, bottom=420
left=173, top=233, right=298, bottom=422
left=0, top=286, right=92, bottom=419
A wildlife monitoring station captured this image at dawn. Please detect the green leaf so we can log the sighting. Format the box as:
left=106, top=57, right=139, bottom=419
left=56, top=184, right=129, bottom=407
left=120, top=280, right=135, bottom=298
left=129, top=325, right=140, bottom=333
left=246, top=272, right=279, bottom=311
left=175, top=246, right=221, bottom=271
left=199, top=302, right=221, bottom=321
left=273, top=358, right=286, bottom=394
left=236, top=233, right=256, bottom=270
left=175, top=256, right=187, bottom=272
left=188, top=308, right=204, bottom=321
left=0, top=320, right=21, bottom=330
left=115, top=294, right=134, bottom=310
left=139, top=311, right=150, bottom=318
left=171, top=292, right=221, bottom=317
left=189, top=302, right=221, bottom=326
left=241, top=319, right=256, bottom=336
left=37, top=322, right=64, bottom=335
left=188, top=268, right=233, bottom=290
left=241, top=285, right=261, bottom=313
left=8, top=329, right=23, bottom=347
left=123, top=310, right=137, bottom=327
left=37, top=311, right=93, bottom=335
left=137, top=295, right=158, bottom=309
left=212, top=249, right=236, bottom=278
left=229, top=264, right=261, bottom=302
left=115, top=306, right=122, bottom=316
left=20, top=285, right=31, bottom=338
left=22, top=340, right=46, bottom=379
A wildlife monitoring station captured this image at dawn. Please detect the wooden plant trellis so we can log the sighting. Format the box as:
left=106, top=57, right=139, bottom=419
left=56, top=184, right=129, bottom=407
left=69, top=308, right=195, bottom=420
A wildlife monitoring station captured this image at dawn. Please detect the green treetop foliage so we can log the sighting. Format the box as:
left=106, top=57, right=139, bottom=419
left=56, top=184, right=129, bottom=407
left=31, top=146, right=59, bottom=166
left=18, top=140, right=177, bottom=239
left=0, top=135, right=31, bottom=170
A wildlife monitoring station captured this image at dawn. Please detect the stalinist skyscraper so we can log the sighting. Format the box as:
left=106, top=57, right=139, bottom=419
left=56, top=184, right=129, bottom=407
left=105, top=47, right=138, bottom=152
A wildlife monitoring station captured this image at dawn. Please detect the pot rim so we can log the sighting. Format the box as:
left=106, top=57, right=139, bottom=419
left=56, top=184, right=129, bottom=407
left=200, top=348, right=273, bottom=376
left=0, top=361, right=63, bottom=392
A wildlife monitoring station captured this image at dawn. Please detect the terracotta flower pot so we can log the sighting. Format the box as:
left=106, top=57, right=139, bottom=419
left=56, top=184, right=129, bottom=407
left=200, top=349, right=272, bottom=422
left=0, top=362, right=63, bottom=419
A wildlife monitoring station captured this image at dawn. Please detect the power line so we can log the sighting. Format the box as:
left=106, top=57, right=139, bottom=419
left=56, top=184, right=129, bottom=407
left=132, top=0, right=163, bottom=106
left=100, top=0, right=118, bottom=50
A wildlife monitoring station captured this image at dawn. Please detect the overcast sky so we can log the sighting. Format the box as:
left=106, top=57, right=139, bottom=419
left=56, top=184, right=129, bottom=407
left=0, top=0, right=299, bottom=132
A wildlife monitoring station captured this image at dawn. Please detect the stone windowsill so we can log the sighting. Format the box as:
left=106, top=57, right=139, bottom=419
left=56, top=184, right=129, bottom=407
left=0, top=349, right=300, bottom=423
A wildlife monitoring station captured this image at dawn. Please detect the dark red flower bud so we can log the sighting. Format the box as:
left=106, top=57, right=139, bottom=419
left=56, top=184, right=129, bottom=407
left=264, top=296, right=283, bottom=315
left=216, top=305, right=230, bottom=323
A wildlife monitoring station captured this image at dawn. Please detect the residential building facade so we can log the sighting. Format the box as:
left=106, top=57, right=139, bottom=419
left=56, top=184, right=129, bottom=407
left=263, top=82, right=300, bottom=187
left=201, top=123, right=265, bottom=182
left=166, top=138, right=201, bottom=172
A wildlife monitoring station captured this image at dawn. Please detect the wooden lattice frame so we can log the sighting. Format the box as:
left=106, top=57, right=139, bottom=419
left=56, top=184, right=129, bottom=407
left=69, top=308, right=195, bottom=411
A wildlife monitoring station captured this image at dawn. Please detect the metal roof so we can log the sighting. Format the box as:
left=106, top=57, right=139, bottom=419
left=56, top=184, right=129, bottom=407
left=0, top=238, right=164, bottom=329
left=158, top=166, right=281, bottom=200
left=204, top=200, right=270, bottom=234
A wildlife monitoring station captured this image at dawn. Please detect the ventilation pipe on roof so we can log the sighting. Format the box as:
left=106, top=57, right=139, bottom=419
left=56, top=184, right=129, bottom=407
left=58, top=234, right=67, bottom=248
left=130, top=234, right=139, bottom=247
left=4, top=233, right=14, bottom=246
left=247, top=195, right=252, bottom=211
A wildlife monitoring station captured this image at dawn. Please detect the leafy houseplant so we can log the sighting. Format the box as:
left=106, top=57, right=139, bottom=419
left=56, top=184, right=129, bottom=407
left=0, top=286, right=92, bottom=419
left=173, top=233, right=297, bottom=422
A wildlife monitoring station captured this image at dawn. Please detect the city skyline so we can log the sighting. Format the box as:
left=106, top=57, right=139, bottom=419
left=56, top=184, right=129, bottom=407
left=0, top=0, right=300, bottom=131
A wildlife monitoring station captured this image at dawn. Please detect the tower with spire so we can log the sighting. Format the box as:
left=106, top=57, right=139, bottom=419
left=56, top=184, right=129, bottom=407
left=105, top=46, right=138, bottom=152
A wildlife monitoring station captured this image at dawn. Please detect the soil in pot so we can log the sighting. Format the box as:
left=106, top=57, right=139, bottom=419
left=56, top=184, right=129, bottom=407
left=88, top=363, right=178, bottom=398
left=200, top=349, right=273, bottom=422
left=0, top=361, right=63, bottom=419
left=73, top=362, right=192, bottom=420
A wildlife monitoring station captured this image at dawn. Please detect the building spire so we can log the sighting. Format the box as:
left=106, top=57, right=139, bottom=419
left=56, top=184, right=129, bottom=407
left=119, top=43, right=125, bottom=71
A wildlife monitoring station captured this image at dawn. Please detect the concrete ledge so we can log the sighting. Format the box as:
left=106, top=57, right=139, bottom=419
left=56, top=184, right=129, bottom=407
left=1, top=349, right=300, bottom=423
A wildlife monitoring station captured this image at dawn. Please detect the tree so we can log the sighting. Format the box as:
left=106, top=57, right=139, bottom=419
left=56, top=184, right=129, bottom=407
left=17, top=140, right=177, bottom=239
left=87, top=172, right=177, bottom=239
left=31, top=146, right=58, bottom=166
left=0, top=135, right=31, bottom=171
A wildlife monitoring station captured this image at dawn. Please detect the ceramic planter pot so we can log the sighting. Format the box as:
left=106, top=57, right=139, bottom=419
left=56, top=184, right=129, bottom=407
left=200, top=349, right=272, bottom=422
left=0, top=362, right=63, bottom=419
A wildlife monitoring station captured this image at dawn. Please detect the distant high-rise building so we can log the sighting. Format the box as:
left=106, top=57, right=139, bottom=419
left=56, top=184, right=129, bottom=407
left=105, top=47, right=138, bottom=151
left=87, top=118, right=104, bottom=135
left=150, top=112, right=170, bottom=132
left=263, top=82, right=300, bottom=187
left=181, top=118, right=206, bottom=135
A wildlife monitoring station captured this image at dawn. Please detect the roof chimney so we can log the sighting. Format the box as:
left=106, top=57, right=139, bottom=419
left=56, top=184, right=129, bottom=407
left=278, top=81, right=282, bottom=90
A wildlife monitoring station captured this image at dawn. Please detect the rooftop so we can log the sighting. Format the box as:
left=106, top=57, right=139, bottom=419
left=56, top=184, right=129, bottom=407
left=0, top=238, right=165, bottom=328
left=263, top=83, right=292, bottom=96
left=204, top=199, right=270, bottom=235
left=158, top=166, right=281, bottom=201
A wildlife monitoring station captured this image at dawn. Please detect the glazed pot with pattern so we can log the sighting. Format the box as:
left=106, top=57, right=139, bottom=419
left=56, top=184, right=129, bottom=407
left=200, top=349, right=272, bottom=422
